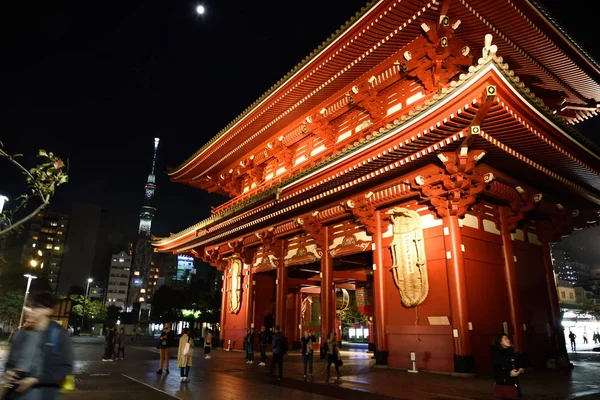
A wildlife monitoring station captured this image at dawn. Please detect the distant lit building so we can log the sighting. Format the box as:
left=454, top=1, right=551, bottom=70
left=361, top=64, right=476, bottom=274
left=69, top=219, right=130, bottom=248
left=89, top=282, right=106, bottom=302
left=552, top=243, right=592, bottom=287
left=176, top=255, right=195, bottom=283
left=107, top=251, right=131, bottom=311
left=21, top=211, right=69, bottom=291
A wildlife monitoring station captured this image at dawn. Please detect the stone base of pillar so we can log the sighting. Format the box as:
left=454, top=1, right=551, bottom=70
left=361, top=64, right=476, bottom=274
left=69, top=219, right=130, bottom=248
left=453, top=354, right=475, bottom=374
left=374, top=350, right=389, bottom=365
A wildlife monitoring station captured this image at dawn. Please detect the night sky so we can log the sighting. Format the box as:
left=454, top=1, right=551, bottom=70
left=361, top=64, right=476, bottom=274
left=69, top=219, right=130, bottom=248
left=1, top=1, right=599, bottom=257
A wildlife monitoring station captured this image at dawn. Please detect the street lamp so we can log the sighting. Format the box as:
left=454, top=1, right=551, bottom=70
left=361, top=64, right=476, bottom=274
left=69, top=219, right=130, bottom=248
left=0, top=195, right=8, bottom=214
left=80, top=278, right=93, bottom=333
left=19, top=274, right=37, bottom=328
left=196, top=5, right=205, bottom=15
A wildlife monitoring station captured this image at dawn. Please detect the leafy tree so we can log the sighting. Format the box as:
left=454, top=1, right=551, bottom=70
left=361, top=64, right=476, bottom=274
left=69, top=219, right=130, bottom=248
left=70, top=295, right=107, bottom=322
left=151, top=285, right=185, bottom=322
left=0, top=143, right=68, bottom=236
left=0, top=291, right=24, bottom=331
left=339, top=291, right=367, bottom=326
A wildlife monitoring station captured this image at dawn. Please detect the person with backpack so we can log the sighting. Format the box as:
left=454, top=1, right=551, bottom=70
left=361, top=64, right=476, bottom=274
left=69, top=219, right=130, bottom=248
left=3, top=291, right=74, bottom=400
left=269, top=325, right=287, bottom=380
left=204, top=329, right=213, bottom=359
left=157, top=322, right=175, bottom=374
left=301, top=329, right=317, bottom=380
left=244, top=328, right=255, bottom=364
left=258, top=325, right=269, bottom=366
left=326, top=331, right=342, bottom=379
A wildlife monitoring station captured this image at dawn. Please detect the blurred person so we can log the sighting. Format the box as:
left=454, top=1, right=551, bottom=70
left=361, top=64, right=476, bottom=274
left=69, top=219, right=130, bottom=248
left=2, top=291, right=73, bottom=400
left=177, top=328, right=194, bottom=383
left=258, top=326, right=268, bottom=366
left=244, top=328, right=255, bottom=364
left=157, top=323, right=175, bottom=374
left=326, top=332, right=341, bottom=379
left=268, top=325, right=287, bottom=380
left=569, top=330, right=576, bottom=352
left=491, top=334, right=524, bottom=399
left=102, top=326, right=115, bottom=361
left=115, top=328, right=126, bottom=360
left=204, top=329, right=212, bottom=359
left=301, top=330, right=317, bottom=381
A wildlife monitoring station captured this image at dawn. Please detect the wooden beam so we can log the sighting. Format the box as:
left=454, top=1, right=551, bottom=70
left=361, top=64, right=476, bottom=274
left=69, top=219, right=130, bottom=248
left=288, top=278, right=318, bottom=287
left=332, top=270, right=369, bottom=281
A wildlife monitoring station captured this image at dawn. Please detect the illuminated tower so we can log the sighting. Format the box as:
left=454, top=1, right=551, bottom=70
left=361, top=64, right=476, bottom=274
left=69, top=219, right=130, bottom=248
left=128, top=138, right=160, bottom=313
left=138, top=137, right=160, bottom=238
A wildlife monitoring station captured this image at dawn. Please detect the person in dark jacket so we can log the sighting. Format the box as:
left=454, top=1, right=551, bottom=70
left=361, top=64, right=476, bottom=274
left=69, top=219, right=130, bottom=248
left=269, top=325, right=285, bottom=380
left=102, top=326, right=115, bottom=361
left=491, top=334, right=524, bottom=399
left=244, top=328, right=255, bottom=364
left=258, top=326, right=269, bottom=366
left=157, top=323, right=175, bottom=375
left=301, top=330, right=317, bottom=380
left=114, top=328, right=126, bottom=360
left=4, top=291, right=74, bottom=400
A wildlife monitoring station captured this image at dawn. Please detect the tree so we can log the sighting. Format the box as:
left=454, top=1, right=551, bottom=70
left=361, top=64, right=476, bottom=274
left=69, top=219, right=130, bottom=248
left=151, top=285, right=186, bottom=322
left=339, top=291, right=367, bottom=326
left=0, top=291, right=24, bottom=331
left=70, top=295, right=107, bottom=322
left=0, top=143, right=68, bottom=236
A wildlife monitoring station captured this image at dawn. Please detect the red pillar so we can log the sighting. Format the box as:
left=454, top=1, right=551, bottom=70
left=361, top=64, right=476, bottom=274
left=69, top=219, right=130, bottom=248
left=373, top=210, right=388, bottom=364
left=244, top=265, right=254, bottom=330
left=220, top=269, right=228, bottom=344
left=320, top=226, right=334, bottom=341
left=538, top=222, right=569, bottom=365
left=443, top=215, right=474, bottom=373
left=275, top=241, right=288, bottom=335
left=499, top=207, right=526, bottom=353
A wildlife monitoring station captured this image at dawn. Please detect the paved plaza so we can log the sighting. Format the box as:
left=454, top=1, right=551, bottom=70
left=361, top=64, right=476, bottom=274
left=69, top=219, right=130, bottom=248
left=1, top=337, right=599, bottom=399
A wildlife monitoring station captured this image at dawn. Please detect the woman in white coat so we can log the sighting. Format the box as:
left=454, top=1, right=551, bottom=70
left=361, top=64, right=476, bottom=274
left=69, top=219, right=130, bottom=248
left=177, top=328, right=194, bottom=382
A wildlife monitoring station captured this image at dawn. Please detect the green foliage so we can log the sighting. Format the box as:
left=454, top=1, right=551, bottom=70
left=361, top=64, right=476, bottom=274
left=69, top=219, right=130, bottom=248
left=0, top=142, right=69, bottom=235
left=0, top=291, right=24, bottom=331
left=338, top=291, right=367, bottom=326
left=151, top=281, right=221, bottom=323
left=70, top=295, right=107, bottom=322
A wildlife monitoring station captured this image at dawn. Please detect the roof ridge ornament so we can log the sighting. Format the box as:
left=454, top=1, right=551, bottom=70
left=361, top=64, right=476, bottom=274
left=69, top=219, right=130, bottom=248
left=481, top=34, right=498, bottom=64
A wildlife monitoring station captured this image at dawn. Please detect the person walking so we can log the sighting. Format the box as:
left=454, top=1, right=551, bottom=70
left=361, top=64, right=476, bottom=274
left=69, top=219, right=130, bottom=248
left=102, top=326, right=115, bottom=361
left=301, top=329, right=317, bottom=380
left=258, top=326, right=269, bottom=366
left=569, top=331, right=577, bottom=352
left=491, top=334, right=524, bottom=399
left=3, top=291, right=74, bottom=400
left=245, top=328, right=255, bottom=364
left=204, top=329, right=213, bottom=359
left=157, top=322, right=175, bottom=374
left=115, top=327, right=126, bottom=360
left=177, top=328, right=194, bottom=383
left=583, top=334, right=588, bottom=344
left=269, top=325, right=287, bottom=380
left=325, top=332, right=341, bottom=379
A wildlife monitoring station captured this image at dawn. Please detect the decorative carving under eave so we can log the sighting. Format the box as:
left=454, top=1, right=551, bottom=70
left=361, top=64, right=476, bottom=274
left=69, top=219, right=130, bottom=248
left=307, top=112, right=337, bottom=148
left=329, top=234, right=370, bottom=258
left=399, top=13, right=472, bottom=93
left=386, top=207, right=429, bottom=308
left=347, top=193, right=385, bottom=236
left=249, top=164, right=265, bottom=184
left=298, top=213, right=325, bottom=249
left=202, top=247, right=221, bottom=268
left=413, top=150, right=492, bottom=218
left=285, top=234, right=323, bottom=266
left=259, top=228, right=283, bottom=262
left=273, top=140, right=296, bottom=170
left=226, top=257, right=243, bottom=314
left=494, top=189, right=541, bottom=234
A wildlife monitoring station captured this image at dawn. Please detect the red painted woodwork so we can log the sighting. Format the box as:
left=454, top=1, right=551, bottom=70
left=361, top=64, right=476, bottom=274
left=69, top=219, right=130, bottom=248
left=244, top=267, right=254, bottom=330
left=252, top=272, right=276, bottom=332
left=321, top=226, right=334, bottom=340
left=373, top=211, right=387, bottom=353
left=499, top=207, right=526, bottom=354
left=443, top=215, right=472, bottom=357
left=220, top=274, right=228, bottom=342
left=275, top=242, right=288, bottom=334
left=220, top=272, right=252, bottom=350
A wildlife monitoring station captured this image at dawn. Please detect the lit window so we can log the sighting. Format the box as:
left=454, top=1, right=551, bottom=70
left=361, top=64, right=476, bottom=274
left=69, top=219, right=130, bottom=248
left=140, top=289, right=146, bottom=293
left=139, top=297, right=145, bottom=302
left=32, top=236, right=38, bottom=240
left=134, top=271, right=140, bottom=276
left=119, top=258, right=124, bottom=262
left=54, top=246, right=60, bottom=251
left=32, top=243, right=37, bottom=248
left=46, top=244, right=53, bottom=249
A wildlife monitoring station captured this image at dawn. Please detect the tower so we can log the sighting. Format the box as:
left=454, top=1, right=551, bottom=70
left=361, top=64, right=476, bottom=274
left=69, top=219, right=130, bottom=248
left=138, top=137, right=160, bottom=238
left=128, top=138, right=160, bottom=313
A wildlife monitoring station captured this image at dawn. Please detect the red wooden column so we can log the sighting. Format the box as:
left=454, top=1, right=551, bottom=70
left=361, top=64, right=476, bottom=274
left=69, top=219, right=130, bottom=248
left=320, top=226, right=334, bottom=342
left=275, top=240, right=288, bottom=334
left=220, top=268, right=228, bottom=344
left=442, top=215, right=474, bottom=373
left=372, top=210, right=388, bottom=364
left=538, top=221, right=569, bottom=366
left=499, top=207, right=526, bottom=353
left=244, top=264, right=254, bottom=330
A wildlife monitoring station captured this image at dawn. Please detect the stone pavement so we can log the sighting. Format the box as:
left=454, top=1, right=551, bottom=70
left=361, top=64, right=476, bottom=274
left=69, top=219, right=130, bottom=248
left=58, top=342, right=600, bottom=400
